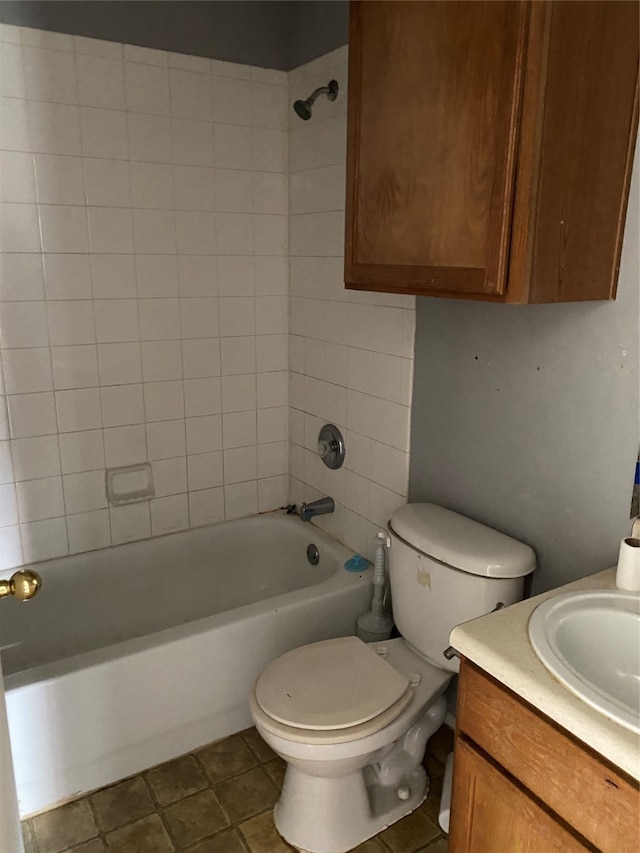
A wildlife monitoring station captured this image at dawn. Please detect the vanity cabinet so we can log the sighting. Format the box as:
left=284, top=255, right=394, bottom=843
left=449, top=659, right=640, bottom=853
left=344, top=1, right=639, bottom=303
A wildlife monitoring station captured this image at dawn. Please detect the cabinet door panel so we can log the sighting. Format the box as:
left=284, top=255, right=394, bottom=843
left=450, top=738, right=591, bottom=853
left=345, top=0, right=528, bottom=296
left=526, top=0, right=639, bottom=302
left=457, top=660, right=639, bottom=853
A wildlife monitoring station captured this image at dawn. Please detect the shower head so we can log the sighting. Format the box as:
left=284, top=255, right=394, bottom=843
left=293, top=99, right=313, bottom=121
left=292, top=79, right=339, bottom=121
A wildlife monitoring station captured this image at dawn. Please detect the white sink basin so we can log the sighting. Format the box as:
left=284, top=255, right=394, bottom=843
left=528, top=590, right=640, bottom=733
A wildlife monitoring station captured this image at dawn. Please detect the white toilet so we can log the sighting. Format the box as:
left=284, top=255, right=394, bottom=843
left=249, top=503, right=535, bottom=853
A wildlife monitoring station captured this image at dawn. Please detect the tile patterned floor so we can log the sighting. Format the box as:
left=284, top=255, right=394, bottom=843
left=22, top=724, right=454, bottom=853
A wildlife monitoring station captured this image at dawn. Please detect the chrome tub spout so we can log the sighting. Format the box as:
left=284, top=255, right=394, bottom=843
left=299, top=497, right=335, bottom=522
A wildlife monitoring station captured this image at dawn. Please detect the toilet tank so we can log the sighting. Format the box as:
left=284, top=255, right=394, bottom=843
left=387, top=504, right=536, bottom=673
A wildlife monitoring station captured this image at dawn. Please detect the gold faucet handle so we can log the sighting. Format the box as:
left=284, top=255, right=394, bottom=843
left=0, top=569, right=42, bottom=601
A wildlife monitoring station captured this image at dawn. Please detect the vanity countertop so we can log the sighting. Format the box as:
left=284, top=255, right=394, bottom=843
left=449, top=567, right=640, bottom=781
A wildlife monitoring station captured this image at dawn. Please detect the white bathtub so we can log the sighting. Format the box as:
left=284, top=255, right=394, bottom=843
left=0, top=513, right=372, bottom=817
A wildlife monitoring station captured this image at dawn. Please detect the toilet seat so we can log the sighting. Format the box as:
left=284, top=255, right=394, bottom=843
left=250, top=684, right=414, bottom=744
left=252, top=636, right=418, bottom=745
left=255, top=637, right=411, bottom=731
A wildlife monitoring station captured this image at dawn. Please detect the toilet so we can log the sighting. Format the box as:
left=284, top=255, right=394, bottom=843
left=249, top=503, right=535, bottom=853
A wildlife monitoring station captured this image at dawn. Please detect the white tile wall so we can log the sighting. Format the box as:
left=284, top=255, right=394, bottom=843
left=0, top=28, right=417, bottom=568
left=0, top=26, right=290, bottom=565
left=287, top=47, right=416, bottom=562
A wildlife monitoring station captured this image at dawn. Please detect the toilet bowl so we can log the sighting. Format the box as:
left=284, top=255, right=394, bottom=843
left=250, top=636, right=450, bottom=853
left=250, top=503, right=536, bottom=853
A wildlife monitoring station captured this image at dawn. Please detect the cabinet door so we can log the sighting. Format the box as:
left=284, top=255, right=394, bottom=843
left=449, top=738, right=591, bottom=853
left=345, top=1, right=529, bottom=298
left=456, top=659, right=640, bottom=852
left=517, top=0, right=639, bottom=302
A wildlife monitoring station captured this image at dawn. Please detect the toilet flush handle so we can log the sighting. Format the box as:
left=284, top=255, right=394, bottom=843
left=443, top=646, right=459, bottom=661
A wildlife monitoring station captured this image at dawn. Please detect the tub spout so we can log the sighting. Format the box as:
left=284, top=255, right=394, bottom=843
left=299, top=497, right=335, bottom=522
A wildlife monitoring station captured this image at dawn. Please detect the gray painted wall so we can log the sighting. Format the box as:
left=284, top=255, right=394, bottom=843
left=0, top=0, right=349, bottom=71
left=0, top=2, right=285, bottom=67
left=288, top=0, right=349, bottom=70
left=0, top=1, right=349, bottom=70
left=409, top=144, right=640, bottom=595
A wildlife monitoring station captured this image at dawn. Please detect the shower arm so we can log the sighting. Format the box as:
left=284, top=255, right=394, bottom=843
left=305, top=83, right=336, bottom=107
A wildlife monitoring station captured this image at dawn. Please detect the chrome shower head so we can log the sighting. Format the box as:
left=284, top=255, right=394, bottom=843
left=292, top=79, right=339, bottom=121
left=293, top=99, right=313, bottom=121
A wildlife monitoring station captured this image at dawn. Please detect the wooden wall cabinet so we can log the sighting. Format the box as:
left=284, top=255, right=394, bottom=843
left=345, top=1, right=639, bottom=303
left=450, top=660, right=640, bottom=853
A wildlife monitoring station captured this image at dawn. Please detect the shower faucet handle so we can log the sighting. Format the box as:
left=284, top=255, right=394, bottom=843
left=0, top=568, right=42, bottom=601
left=317, top=424, right=345, bottom=469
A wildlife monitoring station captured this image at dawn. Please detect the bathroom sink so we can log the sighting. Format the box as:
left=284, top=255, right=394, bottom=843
left=528, top=590, right=640, bottom=734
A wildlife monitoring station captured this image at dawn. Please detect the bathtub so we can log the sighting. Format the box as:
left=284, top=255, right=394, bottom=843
left=0, top=512, right=372, bottom=817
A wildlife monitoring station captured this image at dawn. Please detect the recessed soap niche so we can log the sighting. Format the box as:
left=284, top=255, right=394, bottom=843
left=106, top=463, right=155, bottom=506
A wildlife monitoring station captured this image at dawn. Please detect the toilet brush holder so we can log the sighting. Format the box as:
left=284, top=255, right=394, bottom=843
left=356, top=610, right=393, bottom=643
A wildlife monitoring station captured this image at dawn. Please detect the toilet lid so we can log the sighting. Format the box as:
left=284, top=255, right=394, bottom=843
left=254, top=637, right=410, bottom=730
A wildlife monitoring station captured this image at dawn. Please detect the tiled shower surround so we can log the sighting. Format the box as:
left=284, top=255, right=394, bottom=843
left=288, top=54, right=415, bottom=561
left=0, top=24, right=415, bottom=568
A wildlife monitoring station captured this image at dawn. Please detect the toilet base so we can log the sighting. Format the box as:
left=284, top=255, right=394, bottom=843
left=254, top=650, right=449, bottom=852
left=275, top=763, right=428, bottom=853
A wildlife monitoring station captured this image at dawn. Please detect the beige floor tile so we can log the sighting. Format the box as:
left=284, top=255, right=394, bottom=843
left=32, top=798, right=99, bottom=853
left=241, top=726, right=277, bottom=762
left=188, top=827, right=248, bottom=853
left=146, top=753, right=208, bottom=806
left=421, top=838, right=448, bottom=853
left=239, top=810, right=293, bottom=852
left=263, top=756, right=286, bottom=790
left=21, top=728, right=449, bottom=853
left=105, top=813, right=174, bottom=853
left=91, top=775, right=154, bottom=832
left=214, top=766, right=279, bottom=823
left=196, top=732, right=257, bottom=783
left=379, top=808, right=441, bottom=853
left=69, top=840, right=107, bottom=853
left=163, top=788, right=230, bottom=847
left=420, top=775, right=444, bottom=826
left=351, top=839, right=388, bottom=852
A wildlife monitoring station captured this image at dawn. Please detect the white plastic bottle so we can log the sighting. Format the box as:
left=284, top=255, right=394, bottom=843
left=356, top=531, right=394, bottom=642
left=615, top=517, right=640, bottom=591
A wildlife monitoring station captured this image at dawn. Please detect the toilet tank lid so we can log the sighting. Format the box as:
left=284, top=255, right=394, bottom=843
left=389, top=504, right=536, bottom=579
